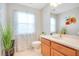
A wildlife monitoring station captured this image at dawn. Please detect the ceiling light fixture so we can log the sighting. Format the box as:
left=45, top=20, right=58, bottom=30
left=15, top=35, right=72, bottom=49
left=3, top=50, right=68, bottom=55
left=50, top=2, right=62, bottom=7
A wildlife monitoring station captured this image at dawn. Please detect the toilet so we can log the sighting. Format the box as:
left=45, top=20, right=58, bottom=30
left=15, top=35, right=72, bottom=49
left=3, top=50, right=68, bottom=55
left=32, top=41, right=41, bottom=50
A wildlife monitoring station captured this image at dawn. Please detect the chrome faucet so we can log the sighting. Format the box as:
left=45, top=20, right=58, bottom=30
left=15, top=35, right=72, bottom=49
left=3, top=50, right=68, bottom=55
left=60, top=34, right=62, bottom=38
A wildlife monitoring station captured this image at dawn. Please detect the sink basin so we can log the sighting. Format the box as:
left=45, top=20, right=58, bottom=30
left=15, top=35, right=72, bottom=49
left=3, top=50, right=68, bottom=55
left=51, top=34, right=62, bottom=39
left=53, top=36, right=62, bottom=39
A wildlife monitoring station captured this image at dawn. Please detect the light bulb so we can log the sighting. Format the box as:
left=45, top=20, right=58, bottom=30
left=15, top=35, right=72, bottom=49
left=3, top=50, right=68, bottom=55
left=50, top=2, right=62, bottom=7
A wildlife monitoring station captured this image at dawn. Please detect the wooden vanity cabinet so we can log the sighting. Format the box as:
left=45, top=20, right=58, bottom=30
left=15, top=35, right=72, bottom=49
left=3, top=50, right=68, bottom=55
left=41, top=37, right=79, bottom=56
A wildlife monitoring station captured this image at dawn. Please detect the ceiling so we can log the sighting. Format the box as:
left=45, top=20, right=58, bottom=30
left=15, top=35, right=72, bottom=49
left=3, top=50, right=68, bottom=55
left=18, top=3, right=79, bottom=14
left=51, top=3, right=79, bottom=14
left=19, top=3, right=47, bottom=10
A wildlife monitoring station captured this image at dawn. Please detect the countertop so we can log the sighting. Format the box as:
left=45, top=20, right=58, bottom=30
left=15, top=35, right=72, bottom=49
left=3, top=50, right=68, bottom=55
left=40, top=34, right=79, bottom=50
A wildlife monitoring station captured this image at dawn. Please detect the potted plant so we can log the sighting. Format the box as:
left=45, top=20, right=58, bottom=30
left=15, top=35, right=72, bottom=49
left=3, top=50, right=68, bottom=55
left=42, top=32, right=46, bottom=35
left=60, top=27, right=68, bottom=34
left=0, top=24, right=14, bottom=56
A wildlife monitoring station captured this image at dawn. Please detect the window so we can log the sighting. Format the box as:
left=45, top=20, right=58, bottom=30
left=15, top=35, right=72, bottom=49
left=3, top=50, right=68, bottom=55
left=15, top=11, right=35, bottom=34
left=50, top=17, right=56, bottom=33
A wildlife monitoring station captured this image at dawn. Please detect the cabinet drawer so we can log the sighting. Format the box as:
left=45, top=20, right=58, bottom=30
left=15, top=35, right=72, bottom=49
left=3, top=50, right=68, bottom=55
left=52, top=42, right=76, bottom=56
left=41, top=38, right=50, bottom=46
left=53, top=50, right=64, bottom=56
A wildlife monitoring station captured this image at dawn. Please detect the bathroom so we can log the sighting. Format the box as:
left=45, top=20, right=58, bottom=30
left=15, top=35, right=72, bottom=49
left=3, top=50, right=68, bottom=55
left=0, top=3, right=79, bottom=56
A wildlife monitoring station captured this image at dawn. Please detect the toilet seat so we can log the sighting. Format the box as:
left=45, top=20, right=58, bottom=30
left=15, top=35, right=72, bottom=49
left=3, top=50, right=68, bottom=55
left=32, top=41, right=41, bottom=44
left=32, top=41, right=41, bottom=49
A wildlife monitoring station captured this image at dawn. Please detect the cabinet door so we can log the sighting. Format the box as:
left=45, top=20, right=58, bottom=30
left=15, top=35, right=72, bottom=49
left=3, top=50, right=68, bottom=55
left=53, top=50, right=64, bottom=56
left=41, top=43, right=50, bottom=56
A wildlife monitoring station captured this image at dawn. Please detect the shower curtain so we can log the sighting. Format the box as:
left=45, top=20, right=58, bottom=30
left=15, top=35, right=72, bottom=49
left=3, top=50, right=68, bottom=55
left=13, top=12, right=38, bottom=52
left=14, top=25, right=37, bottom=52
left=15, top=34, right=36, bottom=52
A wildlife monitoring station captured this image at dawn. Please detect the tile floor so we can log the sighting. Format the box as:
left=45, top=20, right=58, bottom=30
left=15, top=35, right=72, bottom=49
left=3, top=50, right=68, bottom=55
left=14, top=48, right=42, bottom=56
